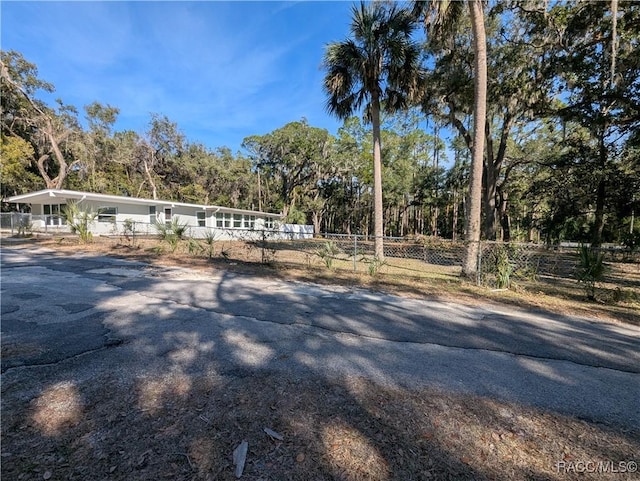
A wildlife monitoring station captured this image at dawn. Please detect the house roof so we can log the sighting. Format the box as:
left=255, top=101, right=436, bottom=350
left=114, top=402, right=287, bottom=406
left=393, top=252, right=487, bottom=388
left=4, top=189, right=283, bottom=218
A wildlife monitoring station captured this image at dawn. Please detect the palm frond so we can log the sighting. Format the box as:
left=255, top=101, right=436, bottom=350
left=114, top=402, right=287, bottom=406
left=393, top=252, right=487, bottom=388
left=321, top=1, right=422, bottom=122
left=413, top=0, right=465, bottom=39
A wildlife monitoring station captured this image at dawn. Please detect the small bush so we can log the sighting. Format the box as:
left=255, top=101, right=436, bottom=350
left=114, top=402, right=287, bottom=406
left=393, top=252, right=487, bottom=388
left=63, top=203, right=97, bottom=243
left=188, top=238, right=204, bottom=256
left=172, top=218, right=189, bottom=239
left=317, top=241, right=341, bottom=269
left=495, top=246, right=513, bottom=289
left=576, top=244, right=606, bottom=301
left=202, top=230, right=218, bottom=258
left=16, top=217, right=33, bottom=237
left=366, top=256, right=387, bottom=277
left=154, top=217, right=189, bottom=253
left=621, top=230, right=640, bottom=251
left=121, top=219, right=137, bottom=247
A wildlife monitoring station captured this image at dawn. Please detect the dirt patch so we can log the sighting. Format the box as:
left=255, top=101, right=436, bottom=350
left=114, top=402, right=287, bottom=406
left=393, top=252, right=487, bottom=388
left=2, top=373, right=638, bottom=481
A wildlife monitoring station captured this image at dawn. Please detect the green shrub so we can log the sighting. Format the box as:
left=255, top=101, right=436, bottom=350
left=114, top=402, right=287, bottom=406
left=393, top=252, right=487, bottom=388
left=63, top=203, right=97, bottom=243
left=367, top=256, right=387, bottom=277
left=317, top=241, right=341, bottom=269
left=154, top=217, right=189, bottom=253
left=202, top=230, right=218, bottom=258
left=121, top=219, right=137, bottom=247
left=188, top=238, right=204, bottom=256
left=621, top=229, right=640, bottom=251
left=495, top=245, right=513, bottom=289
left=576, top=244, right=606, bottom=301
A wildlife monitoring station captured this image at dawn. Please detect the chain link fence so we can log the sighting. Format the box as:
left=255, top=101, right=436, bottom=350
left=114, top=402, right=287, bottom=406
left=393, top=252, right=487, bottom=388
left=2, top=213, right=638, bottom=291
left=259, top=233, right=639, bottom=291
left=476, top=241, right=639, bottom=289
left=0, top=212, right=37, bottom=236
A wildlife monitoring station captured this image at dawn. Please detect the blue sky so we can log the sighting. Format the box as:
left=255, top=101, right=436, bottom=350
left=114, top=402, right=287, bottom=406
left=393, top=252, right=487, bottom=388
left=2, top=1, right=357, bottom=153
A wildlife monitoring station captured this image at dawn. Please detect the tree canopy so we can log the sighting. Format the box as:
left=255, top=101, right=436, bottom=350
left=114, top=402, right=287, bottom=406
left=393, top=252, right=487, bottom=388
left=2, top=1, right=638, bottom=248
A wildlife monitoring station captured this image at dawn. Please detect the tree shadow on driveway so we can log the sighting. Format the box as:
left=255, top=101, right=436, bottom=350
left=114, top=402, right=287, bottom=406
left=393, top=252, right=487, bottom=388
left=1, top=246, right=639, bottom=480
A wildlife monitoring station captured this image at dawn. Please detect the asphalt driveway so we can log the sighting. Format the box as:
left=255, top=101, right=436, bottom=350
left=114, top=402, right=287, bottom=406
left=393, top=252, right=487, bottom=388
left=1, top=242, right=639, bottom=428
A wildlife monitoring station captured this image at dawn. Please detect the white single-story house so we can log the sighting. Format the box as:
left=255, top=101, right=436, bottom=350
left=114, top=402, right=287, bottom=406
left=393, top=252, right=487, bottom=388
left=4, top=189, right=312, bottom=240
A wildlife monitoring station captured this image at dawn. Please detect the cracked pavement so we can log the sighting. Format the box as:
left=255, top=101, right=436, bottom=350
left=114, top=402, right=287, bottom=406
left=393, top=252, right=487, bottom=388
left=1, top=242, right=639, bottom=428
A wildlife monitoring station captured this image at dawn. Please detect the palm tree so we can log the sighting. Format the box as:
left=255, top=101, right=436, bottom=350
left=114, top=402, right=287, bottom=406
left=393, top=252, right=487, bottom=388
left=413, top=0, right=487, bottom=280
left=323, top=1, right=422, bottom=259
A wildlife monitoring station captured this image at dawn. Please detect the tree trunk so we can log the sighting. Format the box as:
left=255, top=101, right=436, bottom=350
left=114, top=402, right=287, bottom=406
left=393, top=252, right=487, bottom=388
left=452, top=190, right=459, bottom=241
left=142, top=159, right=158, bottom=200
left=498, top=187, right=511, bottom=242
left=257, top=170, right=262, bottom=211
left=371, top=96, right=385, bottom=259
left=592, top=179, right=606, bottom=247
left=402, top=203, right=409, bottom=237
left=483, top=123, right=497, bottom=240
left=484, top=111, right=514, bottom=240
left=462, top=0, right=487, bottom=280
left=36, top=154, right=56, bottom=189
left=47, top=127, right=68, bottom=189
left=592, top=130, right=608, bottom=247
left=34, top=123, right=70, bottom=190
left=312, top=211, right=321, bottom=235
left=432, top=122, right=440, bottom=237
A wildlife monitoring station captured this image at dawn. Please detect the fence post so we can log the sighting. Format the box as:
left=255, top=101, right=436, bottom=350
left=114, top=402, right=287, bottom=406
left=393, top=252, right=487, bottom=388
left=10, top=213, right=14, bottom=235
left=353, top=235, right=357, bottom=272
left=476, top=241, right=483, bottom=286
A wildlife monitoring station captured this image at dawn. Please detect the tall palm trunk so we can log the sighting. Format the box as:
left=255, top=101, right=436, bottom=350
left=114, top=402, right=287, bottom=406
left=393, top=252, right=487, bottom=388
left=462, top=0, right=487, bottom=280
left=371, top=95, right=385, bottom=259
left=592, top=127, right=608, bottom=247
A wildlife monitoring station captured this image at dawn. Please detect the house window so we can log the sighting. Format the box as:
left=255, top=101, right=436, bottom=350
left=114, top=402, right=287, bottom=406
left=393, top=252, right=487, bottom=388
left=149, top=206, right=157, bottom=224
left=216, top=212, right=231, bottom=228
left=233, top=214, right=242, bottom=228
left=43, top=203, right=67, bottom=226
left=196, top=211, right=206, bottom=227
left=265, top=217, right=275, bottom=229
left=98, top=207, right=117, bottom=223
left=164, top=207, right=172, bottom=226
left=244, top=215, right=256, bottom=229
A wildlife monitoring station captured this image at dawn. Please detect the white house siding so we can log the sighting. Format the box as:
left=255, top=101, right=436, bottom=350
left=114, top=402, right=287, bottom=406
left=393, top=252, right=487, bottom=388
left=189, top=227, right=265, bottom=241
left=164, top=205, right=201, bottom=227
left=281, top=224, right=314, bottom=239
left=5, top=189, right=312, bottom=240
left=22, top=205, right=312, bottom=240
left=77, top=200, right=152, bottom=235
left=182, top=224, right=312, bottom=241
